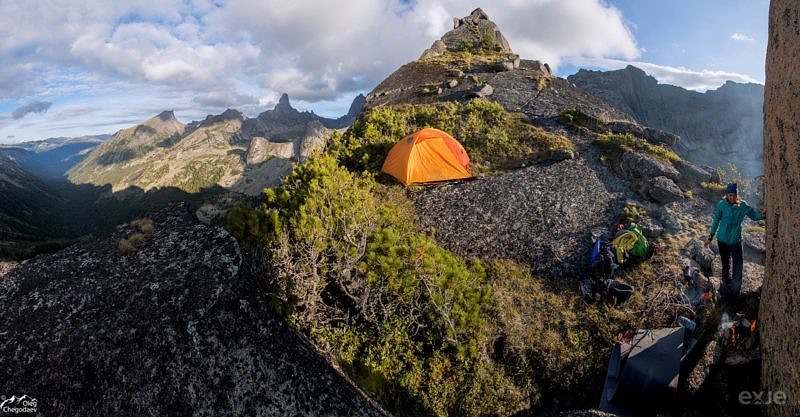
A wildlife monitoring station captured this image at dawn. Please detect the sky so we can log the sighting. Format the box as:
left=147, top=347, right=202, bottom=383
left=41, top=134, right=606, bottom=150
left=0, top=0, right=769, bottom=144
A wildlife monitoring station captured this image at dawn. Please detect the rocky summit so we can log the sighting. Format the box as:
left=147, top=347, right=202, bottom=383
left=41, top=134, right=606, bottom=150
left=0, top=203, right=385, bottom=417
left=420, top=8, right=512, bottom=59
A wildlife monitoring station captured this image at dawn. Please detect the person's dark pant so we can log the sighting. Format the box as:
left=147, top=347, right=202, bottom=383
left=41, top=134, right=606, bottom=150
left=718, top=241, right=743, bottom=300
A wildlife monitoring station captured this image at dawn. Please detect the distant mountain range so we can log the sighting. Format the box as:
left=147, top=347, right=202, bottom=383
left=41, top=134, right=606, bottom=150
left=568, top=65, right=764, bottom=177
left=0, top=135, right=109, bottom=179
left=68, top=93, right=365, bottom=195
left=0, top=93, right=364, bottom=259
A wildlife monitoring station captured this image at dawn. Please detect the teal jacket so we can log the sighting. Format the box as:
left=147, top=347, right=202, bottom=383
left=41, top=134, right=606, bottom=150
left=709, top=198, right=763, bottom=245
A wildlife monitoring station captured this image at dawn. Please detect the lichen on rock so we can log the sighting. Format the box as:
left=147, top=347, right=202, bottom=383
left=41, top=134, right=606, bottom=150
left=0, top=203, right=385, bottom=417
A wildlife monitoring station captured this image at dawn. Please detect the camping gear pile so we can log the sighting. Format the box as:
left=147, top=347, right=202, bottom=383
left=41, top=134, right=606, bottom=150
left=581, top=222, right=653, bottom=304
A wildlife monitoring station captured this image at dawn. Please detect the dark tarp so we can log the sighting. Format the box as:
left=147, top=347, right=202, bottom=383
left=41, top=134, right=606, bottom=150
left=600, top=327, right=697, bottom=416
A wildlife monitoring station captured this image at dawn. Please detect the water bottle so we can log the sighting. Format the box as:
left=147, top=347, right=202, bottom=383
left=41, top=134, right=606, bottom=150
left=678, top=316, right=696, bottom=331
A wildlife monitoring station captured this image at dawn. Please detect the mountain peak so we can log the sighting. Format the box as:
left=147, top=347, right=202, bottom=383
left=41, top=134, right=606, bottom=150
left=156, top=110, right=176, bottom=122
left=420, top=8, right=512, bottom=59
left=347, top=94, right=366, bottom=116
left=275, top=93, right=294, bottom=112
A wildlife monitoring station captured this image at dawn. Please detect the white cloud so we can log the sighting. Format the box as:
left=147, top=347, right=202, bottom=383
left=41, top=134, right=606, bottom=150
left=195, top=0, right=641, bottom=103
left=0, top=0, right=757, bottom=142
left=194, top=90, right=258, bottom=108
left=571, top=57, right=761, bottom=91
left=731, top=33, right=755, bottom=41
left=0, top=0, right=638, bottom=105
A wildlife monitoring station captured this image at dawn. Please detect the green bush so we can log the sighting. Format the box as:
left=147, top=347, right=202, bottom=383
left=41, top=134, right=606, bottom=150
left=227, top=151, right=643, bottom=416
left=331, top=99, right=574, bottom=173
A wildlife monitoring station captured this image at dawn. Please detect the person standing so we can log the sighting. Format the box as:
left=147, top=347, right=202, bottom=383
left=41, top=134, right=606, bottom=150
left=704, top=183, right=766, bottom=301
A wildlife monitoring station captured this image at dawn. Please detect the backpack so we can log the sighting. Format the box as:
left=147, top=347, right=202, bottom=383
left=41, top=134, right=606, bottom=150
left=611, top=223, right=652, bottom=264
left=626, top=223, right=650, bottom=259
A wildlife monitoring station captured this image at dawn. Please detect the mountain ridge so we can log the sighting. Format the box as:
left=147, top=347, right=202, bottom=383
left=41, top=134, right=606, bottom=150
left=68, top=93, right=365, bottom=195
left=568, top=65, right=764, bottom=176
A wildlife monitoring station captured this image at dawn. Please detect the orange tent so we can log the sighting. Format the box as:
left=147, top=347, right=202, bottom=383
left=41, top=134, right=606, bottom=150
left=381, top=128, right=472, bottom=185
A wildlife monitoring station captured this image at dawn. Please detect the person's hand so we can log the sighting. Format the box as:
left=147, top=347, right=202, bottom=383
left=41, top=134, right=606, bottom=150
left=704, top=237, right=712, bottom=249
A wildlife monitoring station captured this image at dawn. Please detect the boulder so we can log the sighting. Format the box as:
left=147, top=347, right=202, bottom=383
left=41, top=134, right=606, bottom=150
left=0, top=204, right=384, bottom=417
left=496, top=60, right=515, bottom=72
left=638, top=217, right=664, bottom=238
left=674, top=159, right=714, bottom=187
left=549, top=148, right=575, bottom=162
left=618, top=151, right=680, bottom=182
left=468, top=84, right=494, bottom=98
left=448, top=69, right=465, bottom=78
left=419, top=39, right=447, bottom=59
left=528, top=60, right=551, bottom=75
left=412, top=158, right=633, bottom=279
left=743, top=230, right=766, bottom=253
left=446, top=79, right=459, bottom=88
left=648, top=176, right=685, bottom=203
left=686, top=238, right=716, bottom=273
left=657, top=204, right=683, bottom=232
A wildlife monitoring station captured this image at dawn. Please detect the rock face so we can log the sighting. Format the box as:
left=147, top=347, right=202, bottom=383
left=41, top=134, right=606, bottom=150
left=761, top=1, right=800, bottom=416
left=412, top=154, right=636, bottom=278
left=420, top=8, right=512, bottom=58
left=245, top=121, right=329, bottom=166
left=569, top=65, right=765, bottom=177
left=0, top=204, right=385, bottom=417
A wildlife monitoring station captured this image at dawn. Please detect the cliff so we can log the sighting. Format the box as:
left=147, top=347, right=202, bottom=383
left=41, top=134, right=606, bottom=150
left=761, top=1, right=800, bottom=416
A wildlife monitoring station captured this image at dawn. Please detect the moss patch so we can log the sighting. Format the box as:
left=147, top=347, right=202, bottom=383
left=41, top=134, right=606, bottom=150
left=595, top=132, right=680, bottom=164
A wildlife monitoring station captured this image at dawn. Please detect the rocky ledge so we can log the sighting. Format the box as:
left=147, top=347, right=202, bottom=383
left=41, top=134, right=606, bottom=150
left=0, top=203, right=384, bottom=417
left=412, top=154, right=636, bottom=278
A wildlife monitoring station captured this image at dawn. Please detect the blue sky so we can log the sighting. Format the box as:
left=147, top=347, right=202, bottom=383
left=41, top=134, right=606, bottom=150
left=0, top=0, right=769, bottom=144
left=557, top=0, right=769, bottom=86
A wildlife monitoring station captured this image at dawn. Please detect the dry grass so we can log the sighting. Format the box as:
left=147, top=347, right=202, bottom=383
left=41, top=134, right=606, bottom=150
left=118, top=218, right=156, bottom=254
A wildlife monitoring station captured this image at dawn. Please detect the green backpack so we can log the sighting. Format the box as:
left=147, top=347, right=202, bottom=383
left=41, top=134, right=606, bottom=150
left=626, top=223, right=650, bottom=258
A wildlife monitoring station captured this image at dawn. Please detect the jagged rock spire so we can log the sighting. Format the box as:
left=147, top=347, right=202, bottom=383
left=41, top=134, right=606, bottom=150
left=275, top=93, right=293, bottom=112
left=420, top=8, right=513, bottom=59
